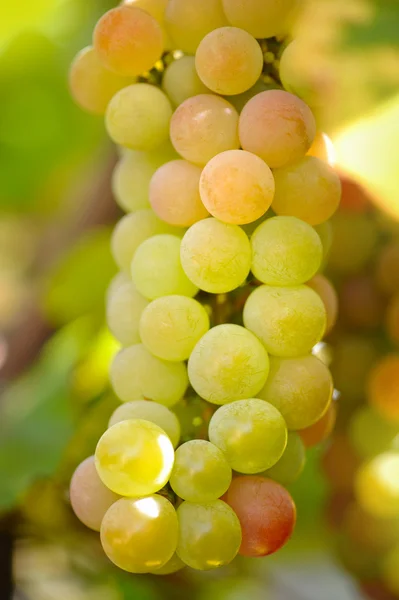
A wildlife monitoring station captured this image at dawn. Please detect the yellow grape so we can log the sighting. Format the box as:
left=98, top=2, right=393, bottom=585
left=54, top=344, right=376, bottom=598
left=307, top=274, right=338, bottom=335
left=162, top=56, right=209, bottom=107
left=151, top=553, right=185, bottom=575
left=355, top=453, right=399, bottom=518
left=222, top=0, right=299, bottom=39
left=106, top=280, right=149, bottom=346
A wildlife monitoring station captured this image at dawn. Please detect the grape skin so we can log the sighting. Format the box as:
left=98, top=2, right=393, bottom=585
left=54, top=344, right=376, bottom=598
left=299, top=402, right=337, bottom=448
left=106, top=281, right=149, bottom=346
left=222, top=0, right=299, bottom=39
left=307, top=274, right=338, bottom=335
left=263, top=432, right=306, bottom=485
left=162, top=56, right=209, bottom=107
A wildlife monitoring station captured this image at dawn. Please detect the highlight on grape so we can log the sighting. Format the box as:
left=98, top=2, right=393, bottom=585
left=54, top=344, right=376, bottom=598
left=68, top=0, right=342, bottom=575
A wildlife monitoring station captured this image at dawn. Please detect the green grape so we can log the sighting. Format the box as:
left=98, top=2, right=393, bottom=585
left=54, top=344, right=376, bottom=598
left=314, top=220, right=333, bottom=268
left=109, top=400, right=181, bottom=448
left=180, top=218, right=251, bottom=293
left=162, top=56, right=209, bottom=107
left=258, top=355, right=333, bottom=430
left=251, top=216, right=323, bottom=285
left=111, top=209, right=178, bottom=273
left=188, top=324, right=269, bottom=405
left=149, top=159, right=209, bottom=227
left=170, top=440, right=232, bottom=502
left=263, top=432, right=306, bottom=485
left=106, top=271, right=131, bottom=301
left=112, top=142, right=177, bottom=213
left=356, top=452, right=399, bottom=518
left=170, top=95, right=239, bottom=166
left=199, top=150, right=274, bottom=225
left=106, top=83, right=172, bottom=150
left=272, top=157, right=342, bottom=226
left=195, top=27, right=263, bottom=96
left=106, top=281, right=149, bottom=346
left=131, top=234, right=198, bottom=300
left=222, top=0, right=299, bottom=38
left=151, top=553, right=185, bottom=575
left=228, top=79, right=279, bottom=114
left=208, top=399, right=287, bottom=473
left=176, top=500, right=241, bottom=570
left=165, top=0, right=227, bottom=55
left=279, top=39, right=322, bottom=109
left=243, top=284, right=326, bottom=357
left=95, top=419, right=175, bottom=496
left=101, top=495, right=178, bottom=573
left=349, top=407, right=399, bottom=460
left=70, top=456, right=119, bottom=532
left=139, top=295, right=210, bottom=361
left=110, top=344, right=188, bottom=406
left=328, top=212, right=378, bottom=275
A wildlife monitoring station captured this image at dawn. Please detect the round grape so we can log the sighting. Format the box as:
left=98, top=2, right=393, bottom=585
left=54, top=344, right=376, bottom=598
left=307, top=274, right=338, bottom=335
left=106, top=281, right=149, bottom=346
left=263, top=432, right=306, bottom=485
left=162, top=56, right=209, bottom=107
left=299, top=402, right=337, bottom=448
left=151, top=553, right=185, bottom=575
left=222, top=0, right=299, bottom=39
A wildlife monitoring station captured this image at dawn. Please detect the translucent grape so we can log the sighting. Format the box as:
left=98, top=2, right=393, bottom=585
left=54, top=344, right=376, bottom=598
left=340, top=274, right=383, bottom=330
left=188, top=324, right=269, bottom=405
left=110, top=344, right=188, bottom=406
left=109, top=400, right=181, bottom=448
left=299, top=402, right=337, bottom=448
left=208, top=399, right=287, bottom=473
left=106, top=281, right=148, bottom=346
left=355, top=453, right=399, bottom=518
left=106, top=271, right=131, bottom=301
left=101, top=495, right=178, bottom=573
left=222, top=0, right=299, bottom=39
left=170, top=94, right=239, bottom=166
left=199, top=150, right=274, bottom=225
left=149, top=160, right=209, bottom=227
left=272, top=157, right=341, bottom=226
left=195, top=27, right=263, bottom=96
left=349, top=407, right=399, bottom=460
left=151, top=553, right=185, bottom=575
left=162, top=56, right=209, bottom=107
left=95, top=419, right=174, bottom=496
left=368, top=355, right=399, bottom=424
left=224, top=476, right=296, bottom=556
left=251, top=216, right=322, bottom=286
left=180, top=218, right=251, bottom=293
left=375, top=241, right=399, bottom=296
left=258, top=355, right=333, bottom=430
left=243, top=285, right=326, bottom=358
left=139, top=295, right=210, bottom=361
left=239, top=90, right=316, bottom=168
left=69, top=46, right=132, bottom=115
left=106, top=83, right=172, bottom=150
left=123, top=0, right=167, bottom=22
left=328, top=212, right=378, bottom=275
left=176, top=500, right=241, bottom=570
left=93, top=6, right=163, bottom=76
left=307, top=274, right=338, bottom=335
left=263, top=432, right=306, bottom=485
left=131, top=234, right=199, bottom=299
left=69, top=456, right=119, bottom=531
left=111, top=209, right=177, bottom=273
left=112, top=142, right=177, bottom=212
left=165, top=0, right=227, bottom=55
left=170, top=440, right=232, bottom=502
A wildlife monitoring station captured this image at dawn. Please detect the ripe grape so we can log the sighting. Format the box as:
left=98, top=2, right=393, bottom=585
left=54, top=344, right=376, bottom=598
left=251, top=216, right=322, bottom=285
left=208, top=399, right=287, bottom=473
left=170, top=440, right=232, bottom=502
left=106, top=83, right=172, bottom=150
left=170, top=95, right=239, bottom=166
left=355, top=453, right=399, bottom=518
left=122, top=0, right=171, bottom=46
left=131, top=234, right=199, bottom=299
left=69, top=456, right=119, bottom=531
left=95, top=419, right=174, bottom=496
left=258, top=355, right=333, bottom=430
left=307, top=274, right=338, bottom=335
left=239, top=90, right=316, bottom=168
left=151, top=553, right=185, bottom=575
left=106, top=281, right=149, bottom=346
left=111, top=209, right=177, bottom=273
left=195, top=27, right=263, bottom=96
left=272, top=157, right=341, bottom=226
left=149, top=160, right=209, bottom=226
left=163, top=56, right=209, bottom=107
left=180, top=218, right=251, bottom=293
left=299, top=402, right=337, bottom=448
left=69, top=46, right=132, bottom=115
left=375, top=241, right=399, bottom=296
left=263, top=432, right=306, bottom=485
left=107, top=271, right=131, bottom=300
left=243, top=285, right=326, bottom=357
left=176, top=500, right=241, bottom=570
left=199, top=150, right=274, bottom=225
left=109, top=400, right=181, bottom=448
left=222, top=0, right=299, bottom=39
left=110, top=344, right=188, bottom=406
left=368, top=355, right=399, bottom=424
left=224, top=476, right=296, bottom=556
left=165, top=0, right=227, bottom=55
left=188, top=324, right=269, bottom=405
left=101, top=495, right=178, bottom=573
left=349, top=407, right=399, bottom=460
left=93, top=6, right=163, bottom=76
left=139, top=295, right=210, bottom=361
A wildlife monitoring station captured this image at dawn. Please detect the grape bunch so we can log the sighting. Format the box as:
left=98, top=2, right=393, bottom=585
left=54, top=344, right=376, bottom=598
left=68, top=0, right=341, bottom=575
